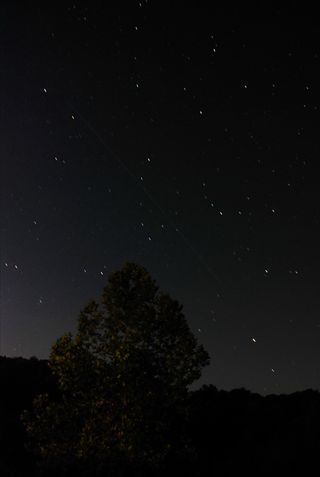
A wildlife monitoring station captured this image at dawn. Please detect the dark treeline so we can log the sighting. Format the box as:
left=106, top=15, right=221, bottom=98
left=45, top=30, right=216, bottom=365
left=0, top=356, right=57, bottom=476
left=1, top=355, right=320, bottom=476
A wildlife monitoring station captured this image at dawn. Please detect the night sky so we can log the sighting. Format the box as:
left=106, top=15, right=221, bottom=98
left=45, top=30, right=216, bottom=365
left=2, top=3, right=320, bottom=395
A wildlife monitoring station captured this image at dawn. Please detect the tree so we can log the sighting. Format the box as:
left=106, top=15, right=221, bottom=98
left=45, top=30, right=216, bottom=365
left=23, top=262, right=210, bottom=474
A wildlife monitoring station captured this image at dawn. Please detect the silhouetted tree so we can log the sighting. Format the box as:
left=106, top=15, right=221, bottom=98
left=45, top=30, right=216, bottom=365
left=23, top=262, right=209, bottom=475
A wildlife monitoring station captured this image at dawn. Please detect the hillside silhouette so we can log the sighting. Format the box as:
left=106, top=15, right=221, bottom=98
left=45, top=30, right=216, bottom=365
left=2, top=263, right=320, bottom=476
left=1, top=356, right=320, bottom=476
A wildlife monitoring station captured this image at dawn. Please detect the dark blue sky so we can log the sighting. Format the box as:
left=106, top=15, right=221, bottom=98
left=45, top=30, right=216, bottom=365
left=2, top=3, right=320, bottom=394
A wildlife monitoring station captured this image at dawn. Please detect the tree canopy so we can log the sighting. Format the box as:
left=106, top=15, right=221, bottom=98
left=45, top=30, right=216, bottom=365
left=23, top=262, right=209, bottom=474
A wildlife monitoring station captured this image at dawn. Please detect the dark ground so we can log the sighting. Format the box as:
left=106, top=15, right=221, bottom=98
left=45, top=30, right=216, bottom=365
left=1, top=356, right=319, bottom=476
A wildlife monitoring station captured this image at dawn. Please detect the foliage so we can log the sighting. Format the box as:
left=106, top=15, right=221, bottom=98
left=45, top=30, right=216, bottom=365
left=1, top=356, right=320, bottom=476
left=23, top=262, right=209, bottom=473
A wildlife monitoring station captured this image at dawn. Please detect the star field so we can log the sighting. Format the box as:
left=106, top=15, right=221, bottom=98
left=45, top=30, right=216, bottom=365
left=1, top=4, right=320, bottom=394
